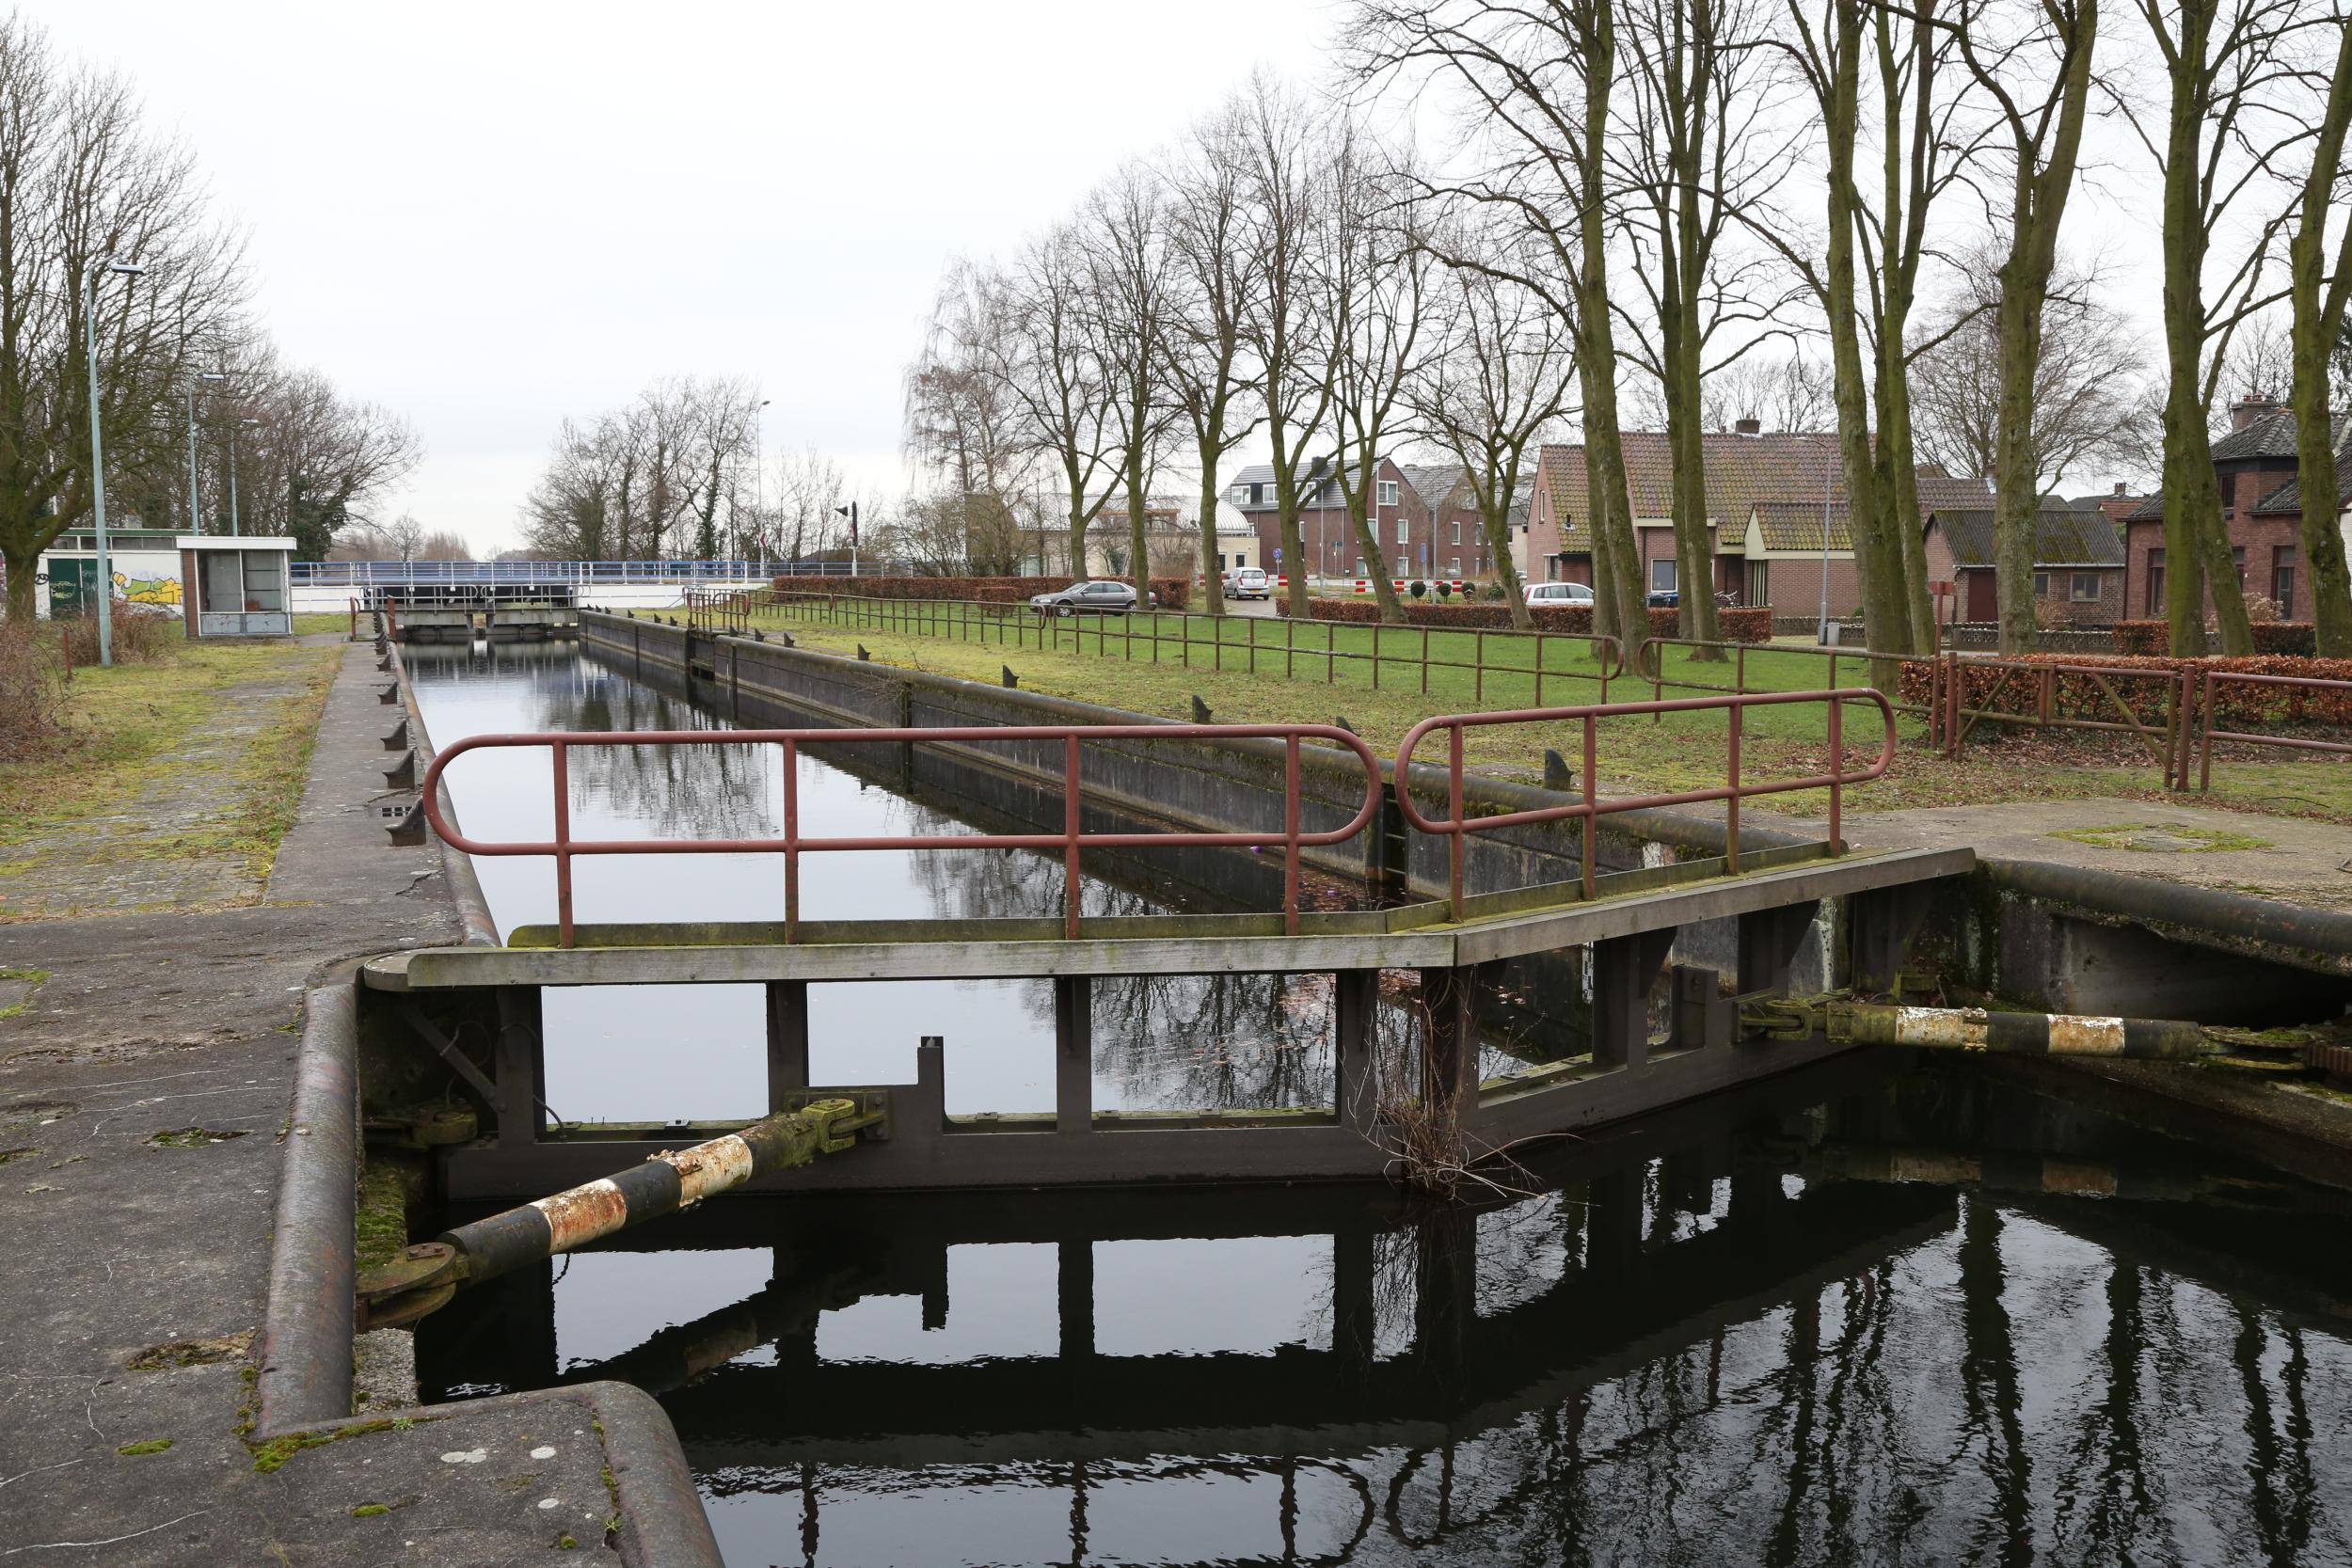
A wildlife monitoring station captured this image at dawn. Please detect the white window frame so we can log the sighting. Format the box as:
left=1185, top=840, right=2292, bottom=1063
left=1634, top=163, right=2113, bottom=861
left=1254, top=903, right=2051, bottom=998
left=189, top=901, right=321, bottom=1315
left=2070, top=571, right=2100, bottom=603
left=1396, top=518, right=1408, bottom=546
left=1449, top=556, right=1460, bottom=577
left=1376, top=479, right=1399, bottom=506
left=1650, top=558, right=1677, bottom=593
left=1450, top=520, right=1461, bottom=544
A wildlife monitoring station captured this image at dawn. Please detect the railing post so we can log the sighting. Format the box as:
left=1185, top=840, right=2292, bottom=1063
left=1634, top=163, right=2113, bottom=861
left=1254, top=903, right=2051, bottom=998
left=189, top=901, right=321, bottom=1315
left=1063, top=734, right=1083, bottom=939
left=1054, top=976, right=1092, bottom=1134
left=1283, top=734, right=1302, bottom=935
left=2198, top=669, right=2216, bottom=791
left=550, top=740, right=575, bottom=947
left=782, top=737, right=800, bottom=942
left=1447, top=722, right=1466, bottom=919
left=1827, top=696, right=1844, bottom=852
left=1581, top=716, right=1598, bottom=899
left=1725, top=702, right=1741, bottom=872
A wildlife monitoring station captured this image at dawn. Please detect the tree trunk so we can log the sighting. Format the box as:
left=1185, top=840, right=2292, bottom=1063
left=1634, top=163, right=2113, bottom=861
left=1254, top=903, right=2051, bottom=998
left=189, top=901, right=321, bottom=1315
left=1197, top=460, right=1228, bottom=618
left=1486, top=501, right=1532, bottom=629
left=2289, top=20, right=2352, bottom=656
left=1823, top=0, right=1903, bottom=683
left=1990, top=0, right=2098, bottom=657
left=1661, top=309, right=1723, bottom=655
left=1126, top=449, right=1150, bottom=606
left=4, top=539, right=40, bottom=623
left=1354, top=499, right=1402, bottom=621
left=1578, top=0, right=1649, bottom=673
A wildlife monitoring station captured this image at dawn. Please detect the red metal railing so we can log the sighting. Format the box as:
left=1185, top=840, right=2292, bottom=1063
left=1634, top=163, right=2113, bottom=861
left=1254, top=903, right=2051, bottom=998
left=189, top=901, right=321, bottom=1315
left=1928, top=654, right=2196, bottom=788
left=1393, top=689, right=1899, bottom=917
left=419, top=722, right=1386, bottom=947
left=2194, top=669, right=2352, bottom=789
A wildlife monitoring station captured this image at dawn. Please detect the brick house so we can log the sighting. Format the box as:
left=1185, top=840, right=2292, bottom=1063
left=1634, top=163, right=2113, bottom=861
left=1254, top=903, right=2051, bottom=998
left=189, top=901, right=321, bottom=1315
left=1228, top=456, right=1420, bottom=580
left=2121, top=399, right=2352, bottom=620
left=1923, top=505, right=2126, bottom=625
left=1520, top=421, right=1991, bottom=610
left=1400, top=463, right=1509, bottom=579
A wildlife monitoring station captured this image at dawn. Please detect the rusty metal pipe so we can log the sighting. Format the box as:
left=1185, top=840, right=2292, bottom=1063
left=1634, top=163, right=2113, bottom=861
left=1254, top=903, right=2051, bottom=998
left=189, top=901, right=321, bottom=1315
left=1825, top=1001, right=2207, bottom=1059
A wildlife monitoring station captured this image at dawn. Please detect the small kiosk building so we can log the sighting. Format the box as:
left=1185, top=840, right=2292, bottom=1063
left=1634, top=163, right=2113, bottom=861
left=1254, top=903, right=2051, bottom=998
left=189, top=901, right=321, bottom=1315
left=178, top=535, right=294, bottom=638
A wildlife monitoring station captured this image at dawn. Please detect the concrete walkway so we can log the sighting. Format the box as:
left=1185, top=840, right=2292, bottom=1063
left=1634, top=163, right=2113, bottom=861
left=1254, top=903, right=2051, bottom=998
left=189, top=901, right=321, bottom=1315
left=0, top=641, right=695, bottom=1563
left=1775, top=796, right=2352, bottom=910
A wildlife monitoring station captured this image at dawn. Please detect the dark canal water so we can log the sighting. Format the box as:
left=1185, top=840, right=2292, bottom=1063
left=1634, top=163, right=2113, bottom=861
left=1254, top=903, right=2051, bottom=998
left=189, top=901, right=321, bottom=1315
left=407, top=641, right=2352, bottom=1566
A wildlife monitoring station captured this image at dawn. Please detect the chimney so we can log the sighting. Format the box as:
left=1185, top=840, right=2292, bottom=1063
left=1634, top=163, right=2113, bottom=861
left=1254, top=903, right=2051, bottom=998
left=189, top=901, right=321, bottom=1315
left=2113, top=482, right=2127, bottom=496
left=1734, top=416, right=1761, bottom=436
left=2230, top=394, right=2281, bottom=431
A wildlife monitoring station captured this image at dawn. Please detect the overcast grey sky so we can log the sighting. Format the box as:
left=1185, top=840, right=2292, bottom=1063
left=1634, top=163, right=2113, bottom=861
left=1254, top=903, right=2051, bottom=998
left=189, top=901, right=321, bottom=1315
left=43, top=1, right=1337, bottom=554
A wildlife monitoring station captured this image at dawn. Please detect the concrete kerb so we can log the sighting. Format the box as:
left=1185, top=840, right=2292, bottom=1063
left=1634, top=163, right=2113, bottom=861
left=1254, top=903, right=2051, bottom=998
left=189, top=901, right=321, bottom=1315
left=257, top=974, right=723, bottom=1564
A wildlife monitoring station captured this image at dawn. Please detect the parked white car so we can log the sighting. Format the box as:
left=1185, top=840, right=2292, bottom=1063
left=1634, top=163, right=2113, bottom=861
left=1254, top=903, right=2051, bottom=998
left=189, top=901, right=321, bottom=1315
left=1222, top=566, right=1271, bottom=600
left=1523, top=581, right=1596, bottom=606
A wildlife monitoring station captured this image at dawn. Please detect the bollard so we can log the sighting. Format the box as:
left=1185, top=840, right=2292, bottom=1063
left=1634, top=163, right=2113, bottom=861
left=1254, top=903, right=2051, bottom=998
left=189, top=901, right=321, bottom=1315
left=382, top=718, right=409, bottom=752
left=377, top=682, right=401, bottom=705
left=1335, top=715, right=1357, bottom=735
left=381, top=750, right=418, bottom=789
left=1001, top=664, right=1018, bottom=689
left=1191, top=694, right=1213, bottom=723
left=1543, top=748, right=1575, bottom=792
left=382, top=797, right=427, bottom=847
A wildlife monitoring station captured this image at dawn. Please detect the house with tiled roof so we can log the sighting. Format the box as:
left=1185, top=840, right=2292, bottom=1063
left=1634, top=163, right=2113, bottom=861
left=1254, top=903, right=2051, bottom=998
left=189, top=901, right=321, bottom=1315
left=1520, top=423, right=1992, bottom=612
left=2119, top=399, right=2352, bottom=620
left=1227, top=454, right=1485, bottom=580
left=1923, top=506, right=2126, bottom=624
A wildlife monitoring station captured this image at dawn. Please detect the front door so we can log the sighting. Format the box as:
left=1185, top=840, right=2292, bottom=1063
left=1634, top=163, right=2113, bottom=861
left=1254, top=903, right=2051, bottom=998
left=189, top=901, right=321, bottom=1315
left=1965, top=569, right=1996, bottom=622
left=46, top=558, right=94, bottom=619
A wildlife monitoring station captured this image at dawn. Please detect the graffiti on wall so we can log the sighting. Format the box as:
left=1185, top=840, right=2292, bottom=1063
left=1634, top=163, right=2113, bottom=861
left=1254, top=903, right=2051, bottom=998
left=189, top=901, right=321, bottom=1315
left=119, top=573, right=183, bottom=606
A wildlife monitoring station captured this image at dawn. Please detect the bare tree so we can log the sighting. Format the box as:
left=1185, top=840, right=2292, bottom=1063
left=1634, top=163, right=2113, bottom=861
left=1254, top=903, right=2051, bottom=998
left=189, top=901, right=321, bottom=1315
left=1910, top=248, right=2152, bottom=495
left=1945, top=0, right=2102, bottom=654
left=2286, top=11, right=2352, bottom=652
left=1413, top=232, right=1580, bottom=626
left=1238, top=72, right=1342, bottom=616
left=1699, top=349, right=1836, bottom=431
left=905, top=264, right=1027, bottom=574
left=991, top=234, right=1119, bottom=577
left=1343, top=0, right=1651, bottom=665
left=1161, top=96, right=1266, bottom=616
left=1613, top=0, right=1796, bottom=647
left=1322, top=124, right=1432, bottom=621
left=768, top=445, right=845, bottom=564
left=1083, top=163, right=1181, bottom=603
left=0, top=15, right=251, bottom=618
left=2114, top=0, right=2311, bottom=655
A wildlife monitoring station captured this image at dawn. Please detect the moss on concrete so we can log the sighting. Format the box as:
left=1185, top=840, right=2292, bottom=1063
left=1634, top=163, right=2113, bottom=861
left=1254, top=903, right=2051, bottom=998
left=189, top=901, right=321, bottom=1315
left=115, top=1438, right=171, bottom=1456
left=354, top=1160, right=410, bottom=1274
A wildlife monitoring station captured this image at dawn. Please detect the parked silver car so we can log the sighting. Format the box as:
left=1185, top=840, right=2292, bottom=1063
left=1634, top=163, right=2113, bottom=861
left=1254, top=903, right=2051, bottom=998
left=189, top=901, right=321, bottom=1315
left=1221, top=566, right=1271, bottom=600
left=1030, top=579, right=1149, bottom=616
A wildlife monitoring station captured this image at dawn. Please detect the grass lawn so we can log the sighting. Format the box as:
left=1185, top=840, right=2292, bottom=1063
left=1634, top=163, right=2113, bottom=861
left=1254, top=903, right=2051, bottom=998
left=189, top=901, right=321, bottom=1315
left=0, top=633, right=340, bottom=911
left=720, top=598, right=2352, bottom=826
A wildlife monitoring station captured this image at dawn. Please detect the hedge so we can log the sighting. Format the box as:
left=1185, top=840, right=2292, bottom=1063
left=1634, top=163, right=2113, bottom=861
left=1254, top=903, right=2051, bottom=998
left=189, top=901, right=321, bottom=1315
left=772, top=574, right=1192, bottom=610
left=1896, top=651, right=2352, bottom=727
left=2110, top=620, right=2315, bottom=657
left=1275, top=598, right=1776, bottom=643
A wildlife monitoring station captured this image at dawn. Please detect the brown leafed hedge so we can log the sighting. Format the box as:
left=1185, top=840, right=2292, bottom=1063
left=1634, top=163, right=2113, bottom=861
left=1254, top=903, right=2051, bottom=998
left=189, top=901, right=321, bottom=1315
left=2110, top=620, right=2316, bottom=657
left=1276, top=597, right=1776, bottom=642
left=1896, top=651, right=2352, bottom=727
left=771, top=575, right=1192, bottom=610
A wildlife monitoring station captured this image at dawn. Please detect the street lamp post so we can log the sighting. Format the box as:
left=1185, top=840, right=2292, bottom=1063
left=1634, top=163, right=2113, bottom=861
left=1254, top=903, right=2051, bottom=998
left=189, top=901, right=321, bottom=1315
left=751, top=398, right=771, bottom=576
left=834, top=501, right=860, bottom=578
left=228, top=417, right=260, bottom=536
left=187, top=372, right=227, bottom=532
left=84, top=256, right=145, bottom=668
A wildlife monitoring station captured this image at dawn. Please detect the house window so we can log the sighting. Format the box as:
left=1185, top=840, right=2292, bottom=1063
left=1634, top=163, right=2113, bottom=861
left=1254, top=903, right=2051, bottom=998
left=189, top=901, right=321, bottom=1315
left=1750, top=561, right=1771, bottom=608
left=2273, top=545, right=2297, bottom=610
left=2032, top=571, right=2049, bottom=597
left=1650, top=558, right=1677, bottom=593
left=1356, top=558, right=1367, bottom=577
left=1396, top=519, right=1408, bottom=546
left=2070, top=571, right=2100, bottom=603
left=1377, top=479, right=1399, bottom=506
left=1450, top=520, right=1461, bottom=544
left=2147, top=548, right=2165, bottom=615
left=1449, top=557, right=1461, bottom=576
left=1231, top=484, right=1250, bottom=505
left=2232, top=545, right=2247, bottom=586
